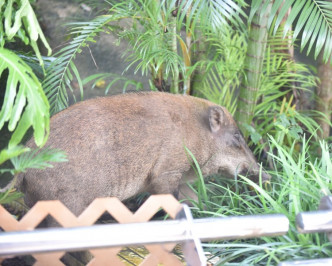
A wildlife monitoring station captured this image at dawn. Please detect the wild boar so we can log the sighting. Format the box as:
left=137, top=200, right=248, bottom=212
left=17, top=92, right=270, bottom=215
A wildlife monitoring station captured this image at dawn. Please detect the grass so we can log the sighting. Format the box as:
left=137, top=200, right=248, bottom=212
left=189, top=135, right=332, bottom=265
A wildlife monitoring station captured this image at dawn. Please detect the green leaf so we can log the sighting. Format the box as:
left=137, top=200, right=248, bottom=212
left=43, top=14, right=116, bottom=114
left=242, top=123, right=262, bottom=144
left=286, top=0, right=332, bottom=62
left=278, top=114, right=290, bottom=128
left=272, top=0, right=295, bottom=35
left=184, top=146, right=208, bottom=207
left=83, top=72, right=143, bottom=94
left=191, top=28, right=245, bottom=115
left=0, top=190, right=23, bottom=205
left=82, top=73, right=108, bottom=85
left=3, top=0, right=52, bottom=64
left=11, top=148, right=67, bottom=173
left=315, top=19, right=327, bottom=59
left=268, top=0, right=284, bottom=29
left=293, top=1, right=315, bottom=40
left=0, top=48, right=50, bottom=148
left=300, top=4, right=320, bottom=51
left=288, top=125, right=303, bottom=140
left=248, top=0, right=263, bottom=25
left=174, top=0, right=247, bottom=33
left=283, top=0, right=306, bottom=37
left=0, top=145, right=29, bottom=165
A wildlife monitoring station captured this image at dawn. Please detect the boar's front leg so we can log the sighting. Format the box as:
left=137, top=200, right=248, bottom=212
left=177, top=169, right=200, bottom=204
left=148, top=171, right=182, bottom=198
left=178, top=183, right=198, bottom=203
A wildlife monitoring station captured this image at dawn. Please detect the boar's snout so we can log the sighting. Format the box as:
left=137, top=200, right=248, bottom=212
left=258, top=169, right=271, bottom=185
left=240, top=163, right=271, bottom=184
left=261, top=170, right=272, bottom=183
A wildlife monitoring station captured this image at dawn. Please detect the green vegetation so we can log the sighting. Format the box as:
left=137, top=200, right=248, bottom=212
left=189, top=136, right=332, bottom=264
left=0, top=0, right=66, bottom=202
left=1, top=0, right=332, bottom=264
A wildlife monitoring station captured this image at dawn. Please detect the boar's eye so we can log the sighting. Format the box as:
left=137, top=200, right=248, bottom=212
left=234, top=132, right=241, bottom=142
left=230, top=132, right=242, bottom=148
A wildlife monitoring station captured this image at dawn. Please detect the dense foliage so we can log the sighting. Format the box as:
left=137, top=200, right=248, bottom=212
left=190, top=137, right=332, bottom=264
left=0, top=0, right=66, bottom=202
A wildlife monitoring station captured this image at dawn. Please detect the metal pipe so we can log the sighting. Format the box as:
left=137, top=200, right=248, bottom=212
left=296, top=210, right=332, bottom=233
left=194, top=214, right=289, bottom=240
left=278, top=258, right=332, bottom=266
left=0, top=214, right=288, bottom=257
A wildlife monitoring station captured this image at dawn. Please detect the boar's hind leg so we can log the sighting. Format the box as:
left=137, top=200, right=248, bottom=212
left=148, top=172, right=182, bottom=199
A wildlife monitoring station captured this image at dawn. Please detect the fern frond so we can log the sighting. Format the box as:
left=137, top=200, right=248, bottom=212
left=0, top=48, right=49, bottom=148
left=43, top=15, right=116, bottom=115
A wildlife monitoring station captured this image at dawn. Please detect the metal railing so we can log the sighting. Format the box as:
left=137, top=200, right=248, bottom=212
left=1, top=196, right=332, bottom=265
left=279, top=196, right=332, bottom=266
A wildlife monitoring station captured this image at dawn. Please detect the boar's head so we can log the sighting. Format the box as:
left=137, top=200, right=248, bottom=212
left=202, top=106, right=271, bottom=184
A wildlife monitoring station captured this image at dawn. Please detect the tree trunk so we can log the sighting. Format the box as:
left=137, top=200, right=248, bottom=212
left=170, top=17, right=179, bottom=94
left=316, top=53, right=332, bottom=139
left=235, top=0, right=272, bottom=137
left=191, top=33, right=206, bottom=95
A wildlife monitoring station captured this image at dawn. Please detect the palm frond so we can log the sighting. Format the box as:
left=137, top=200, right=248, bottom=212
left=0, top=48, right=50, bottom=148
left=43, top=15, right=116, bottom=115
left=251, top=0, right=332, bottom=62
left=17, top=54, right=54, bottom=79
left=10, top=148, right=67, bottom=174
left=0, top=0, right=51, bottom=64
left=124, top=27, right=185, bottom=80
left=173, top=0, right=247, bottom=33
left=195, top=63, right=239, bottom=114
left=251, top=31, right=320, bottom=154
left=0, top=145, right=29, bottom=165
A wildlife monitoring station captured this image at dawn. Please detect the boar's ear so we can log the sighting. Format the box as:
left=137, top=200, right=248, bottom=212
left=208, top=106, right=225, bottom=133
